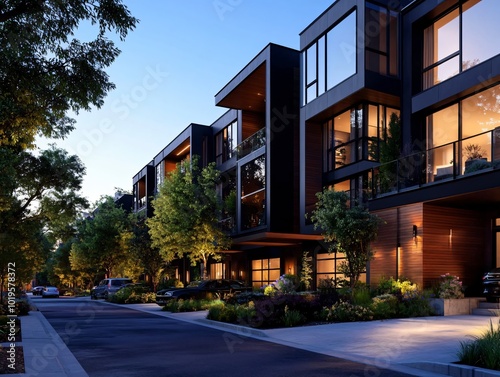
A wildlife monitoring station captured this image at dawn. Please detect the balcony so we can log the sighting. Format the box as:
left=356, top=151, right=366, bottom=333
left=236, top=128, right=266, bottom=160
left=370, top=128, right=500, bottom=198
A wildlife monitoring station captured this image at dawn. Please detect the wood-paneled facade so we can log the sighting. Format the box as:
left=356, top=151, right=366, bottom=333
left=130, top=1, right=500, bottom=291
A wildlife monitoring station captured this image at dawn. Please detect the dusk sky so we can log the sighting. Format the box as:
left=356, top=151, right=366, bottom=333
left=39, top=1, right=334, bottom=205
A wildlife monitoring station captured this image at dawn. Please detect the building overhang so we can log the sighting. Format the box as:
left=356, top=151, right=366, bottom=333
left=215, top=61, right=266, bottom=112
left=231, top=232, right=323, bottom=247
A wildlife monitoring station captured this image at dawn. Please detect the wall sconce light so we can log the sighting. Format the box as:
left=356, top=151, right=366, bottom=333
left=412, top=225, right=418, bottom=238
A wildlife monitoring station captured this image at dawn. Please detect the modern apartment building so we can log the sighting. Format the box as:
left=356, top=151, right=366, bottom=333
left=132, top=0, right=500, bottom=294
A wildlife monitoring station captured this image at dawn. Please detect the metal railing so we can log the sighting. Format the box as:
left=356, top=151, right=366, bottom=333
left=236, top=128, right=266, bottom=159
left=370, top=128, right=500, bottom=198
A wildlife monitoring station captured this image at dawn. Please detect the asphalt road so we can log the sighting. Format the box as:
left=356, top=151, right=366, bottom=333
left=33, top=297, right=415, bottom=377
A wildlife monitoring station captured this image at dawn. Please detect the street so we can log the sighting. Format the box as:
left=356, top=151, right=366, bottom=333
left=32, top=296, right=414, bottom=377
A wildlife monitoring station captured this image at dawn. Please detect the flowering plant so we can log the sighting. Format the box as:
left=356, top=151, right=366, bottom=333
left=263, top=274, right=297, bottom=296
left=438, top=273, right=464, bottom=299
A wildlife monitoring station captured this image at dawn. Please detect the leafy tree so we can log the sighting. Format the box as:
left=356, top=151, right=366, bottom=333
left=122, top=216, right=165, bottom=291
left=71, top=196, right=129, bottom=280
left=310, top=190, right=383, bottom=288
left=378, top=113, right=401, bottom=192
left=0, top=145, right=87, bottom=291
left=148, top=156, right=231, bottom=280
left=0, top=0, right=138, bottom=149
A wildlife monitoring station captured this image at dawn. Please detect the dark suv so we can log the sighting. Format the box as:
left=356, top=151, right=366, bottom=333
left=91, top=278, right=133, bottom=300
left=482, top=268, right=500, bottom=302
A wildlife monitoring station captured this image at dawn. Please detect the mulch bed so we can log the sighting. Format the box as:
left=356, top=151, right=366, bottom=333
left=0, top=319, right=22, bottom=343
left=0, top=317, right=24, bottom=374
left=0, top=347, right=24, bottom=374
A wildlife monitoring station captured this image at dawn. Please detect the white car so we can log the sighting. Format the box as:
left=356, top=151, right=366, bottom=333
left=41, top=286, right=60, bottom=298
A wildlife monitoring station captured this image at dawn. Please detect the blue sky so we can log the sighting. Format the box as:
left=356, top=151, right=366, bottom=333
left=41, top=1, right=334, bottom=205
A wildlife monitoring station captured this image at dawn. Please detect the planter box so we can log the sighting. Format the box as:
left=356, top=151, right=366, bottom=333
left=429, top=298, right=481, bottom=316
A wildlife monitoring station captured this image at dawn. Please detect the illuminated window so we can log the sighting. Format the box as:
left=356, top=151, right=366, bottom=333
left=316, top=252, right=366, bottom=286
left=426, top=83, right=500, bottom=181
left=323, top=104, right=399, bottom=172
left=210, top=263, right=225, bottom=280
left=252, top=258, right=280, bottom=288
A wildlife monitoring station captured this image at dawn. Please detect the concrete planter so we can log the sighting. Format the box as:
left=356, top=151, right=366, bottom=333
left=429, top=298, right=481, bottom=316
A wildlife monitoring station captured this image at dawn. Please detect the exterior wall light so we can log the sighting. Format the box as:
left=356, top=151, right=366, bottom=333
left=412, top=225, right=418, bottom=238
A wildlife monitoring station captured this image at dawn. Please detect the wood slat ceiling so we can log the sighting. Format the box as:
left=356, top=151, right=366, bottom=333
left=217, top=63, right=266, bottom=112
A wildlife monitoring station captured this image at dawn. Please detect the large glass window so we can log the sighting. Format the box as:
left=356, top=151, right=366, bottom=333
left=215, top=120, right=238, bottom=165
left=365, top=3, right=398, bottom=76
left=303, top=10, right=356, bottom=104
left=426, top=83, right=500, bottom=181
left=241, top=156, right=266, bottom=230
left=323, top=104, right=400, bottom=172
left=252, top=258, right=280, bottom=288
left=327, top=11, right=357, bottom=90
left=423, top=0, right=500, bottom=90
left=316, top=252, right=366, bottom=286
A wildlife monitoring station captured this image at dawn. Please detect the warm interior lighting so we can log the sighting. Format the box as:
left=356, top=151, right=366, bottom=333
left=176, top=144, right=190, bottom=156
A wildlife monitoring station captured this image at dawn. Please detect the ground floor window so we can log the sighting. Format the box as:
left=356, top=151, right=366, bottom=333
left=210, top=263, right=225, bottom=280
left=316, top=252, right=366, bottom=286
left=251, top=258, right=280, bottom=288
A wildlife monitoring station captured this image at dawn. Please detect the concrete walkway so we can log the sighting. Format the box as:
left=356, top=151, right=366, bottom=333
left=7, top=297, right=500, bottom=377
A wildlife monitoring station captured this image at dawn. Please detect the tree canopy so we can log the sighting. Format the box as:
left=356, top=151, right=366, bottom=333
left=310, top=190, right=383, bottom=288
left=0, top=0, right=138, bottom=149
left=70, top=196, right=130, bottom=280
left=148, top=156, right=231, bottom=280
left=0, top=145, right=87, bottom=290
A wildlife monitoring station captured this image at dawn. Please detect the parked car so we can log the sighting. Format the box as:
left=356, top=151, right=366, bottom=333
left=155, top=279, right=251, bottom=306
left=32, top=286, right=44, bottom=296
left=41, top=286, right=59, bottom=298
left=483, top=268, right=500, bottom=302
left=91, top=278, right=133, bottom=300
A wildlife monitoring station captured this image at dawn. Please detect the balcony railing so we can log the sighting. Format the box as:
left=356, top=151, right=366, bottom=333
left=236, top=128, right=266, bottom=160
left=370, top=128, right=500, bottom=198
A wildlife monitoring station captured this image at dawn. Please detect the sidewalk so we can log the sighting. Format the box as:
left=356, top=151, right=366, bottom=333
left=7, top=298, right=500, bottom=377
left=4, top=310, right=88, bottom=377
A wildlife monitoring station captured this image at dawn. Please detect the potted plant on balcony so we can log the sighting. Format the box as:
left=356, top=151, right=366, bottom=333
left=464, top=143, right=490, bottom=173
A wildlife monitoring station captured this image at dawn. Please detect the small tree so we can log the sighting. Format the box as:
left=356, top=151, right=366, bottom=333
left=310, top=190, right=383, bottom=288
left=300, top=251, right=313, bottom=291
left=148, top=156, right=231, bottom=280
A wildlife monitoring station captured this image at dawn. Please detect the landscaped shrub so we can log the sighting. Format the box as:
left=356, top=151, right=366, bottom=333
left=458, top=320, right=500, bottom=371
left=398, top=293, right=435, bottom=317
left=327, top=300, right=373, bottom=322
left=352, top=286, right=372, bottom=307
left=438, top=273, right=464, bottom=299
left=224, top=291, right=265, bottom=305
left=376, top=276, right=418, bottom=298
left=263, top=274, right=298, bottom=296
left=281, top=305, right=306, bottom=327
left=162, top=298, right=212, bottom=312
left=371, top=294, right=398, bottom=319
left=207, top=301, right=237, bottom=323
left=108, top=285, right=155, bottom=304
